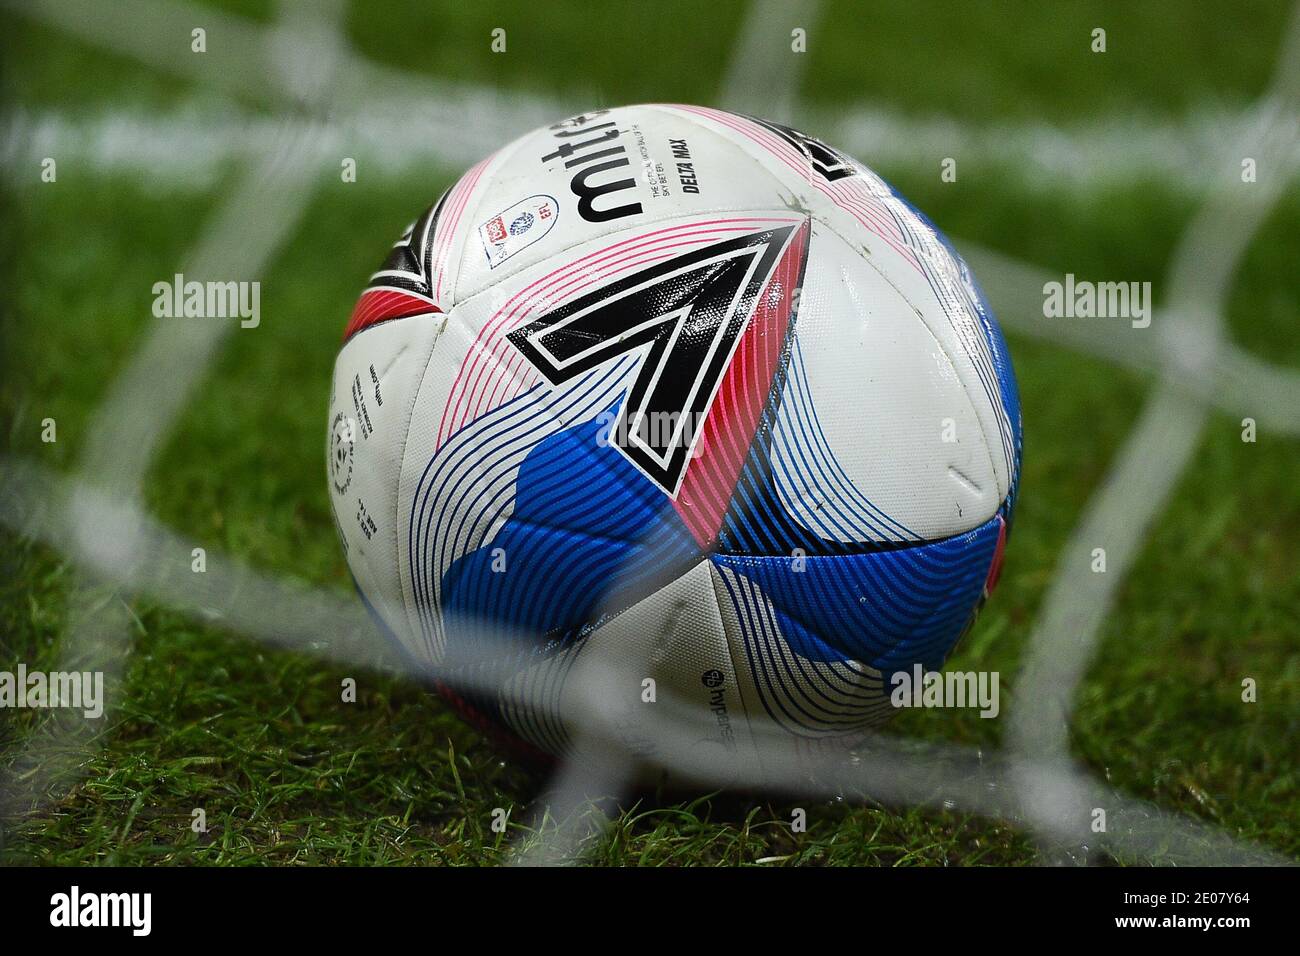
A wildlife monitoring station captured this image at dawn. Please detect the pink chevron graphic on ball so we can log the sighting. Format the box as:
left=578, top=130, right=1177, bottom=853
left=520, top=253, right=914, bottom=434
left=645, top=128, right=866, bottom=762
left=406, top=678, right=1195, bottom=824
left=672, top=219, right=811, bottom=547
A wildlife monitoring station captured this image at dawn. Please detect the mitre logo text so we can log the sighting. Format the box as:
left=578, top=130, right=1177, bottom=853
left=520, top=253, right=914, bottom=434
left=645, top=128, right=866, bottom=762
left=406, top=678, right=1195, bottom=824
left=49, top=886, right=151, bottom=936
left=542, top=110, right=643, bottom=223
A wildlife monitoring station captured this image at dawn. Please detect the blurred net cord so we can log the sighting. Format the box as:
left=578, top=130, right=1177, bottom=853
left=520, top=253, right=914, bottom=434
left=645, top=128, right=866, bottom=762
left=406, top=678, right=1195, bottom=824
left=0, top=0, right=1297, bottom=865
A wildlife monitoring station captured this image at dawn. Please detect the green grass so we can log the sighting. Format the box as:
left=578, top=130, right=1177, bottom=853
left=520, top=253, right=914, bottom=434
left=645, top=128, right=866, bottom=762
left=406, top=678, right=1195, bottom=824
left=1, top=0, right=1297, bottom=865
left=5, top=1, right=1288, bottom=118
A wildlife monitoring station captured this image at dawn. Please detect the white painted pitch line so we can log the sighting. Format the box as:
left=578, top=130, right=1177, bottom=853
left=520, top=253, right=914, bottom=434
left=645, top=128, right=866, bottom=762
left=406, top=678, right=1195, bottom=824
left=6, top=0, right=1297, bottom=191
left=5, top=99, right=1296, bottom=195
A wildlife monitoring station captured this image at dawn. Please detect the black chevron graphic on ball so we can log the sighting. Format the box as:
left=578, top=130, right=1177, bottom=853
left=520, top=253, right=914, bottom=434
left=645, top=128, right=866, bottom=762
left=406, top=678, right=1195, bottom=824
left=507, top=226, right=795, bottom=496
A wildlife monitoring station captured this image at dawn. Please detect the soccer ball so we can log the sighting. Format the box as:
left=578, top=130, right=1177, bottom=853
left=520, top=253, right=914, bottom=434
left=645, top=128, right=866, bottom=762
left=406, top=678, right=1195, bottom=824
left=326, top=105, right=1021, bottom=778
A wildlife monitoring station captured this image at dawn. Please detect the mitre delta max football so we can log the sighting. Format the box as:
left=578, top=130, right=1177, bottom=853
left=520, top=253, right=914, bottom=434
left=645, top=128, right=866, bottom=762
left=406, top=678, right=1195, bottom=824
left=326, top=104, right=1022, bottom=780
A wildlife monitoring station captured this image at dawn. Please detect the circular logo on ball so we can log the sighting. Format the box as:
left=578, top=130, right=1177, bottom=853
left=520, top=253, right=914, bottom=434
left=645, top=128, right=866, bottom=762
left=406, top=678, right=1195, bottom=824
left=329, top=413, right=354, bottom=495
left=701, top=669, right=725, bottom=688
left=508, top=212, right=534, bottom=235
